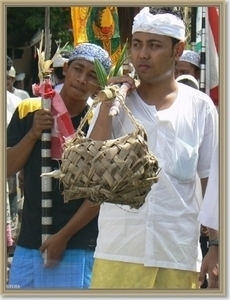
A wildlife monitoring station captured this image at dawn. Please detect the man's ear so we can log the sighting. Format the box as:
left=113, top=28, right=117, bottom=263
left=195, top=69, right=201, bottom=81
left=174, top=41, right=185, bottom=62
left=62, top=62, right=68, bottom=76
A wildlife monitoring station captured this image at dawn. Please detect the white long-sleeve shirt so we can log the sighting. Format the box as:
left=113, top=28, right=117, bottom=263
left=7, top=91, right=22, bottom=126
left=198, top=143, right=218, bottom=230
left=87, top=83, right=218, bottom=272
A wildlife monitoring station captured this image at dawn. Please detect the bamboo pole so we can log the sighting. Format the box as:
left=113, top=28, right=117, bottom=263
left=41, top=7, right=52, bottom=265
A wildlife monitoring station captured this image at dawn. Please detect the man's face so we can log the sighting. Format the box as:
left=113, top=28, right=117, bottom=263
left=7, top=76, right=15, bottom=91
left=15, top=80, right=24, bottom=90
left=174, top=61, right=199, bottom=79
left=130, top=32, right=180, bottom=84
left=62, top=59, right=100, bottom=101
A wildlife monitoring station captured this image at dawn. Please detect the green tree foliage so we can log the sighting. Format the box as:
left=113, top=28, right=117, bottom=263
left=7, top=6, right=193, bottom=51
left=7, top=7, right=73, bottom=49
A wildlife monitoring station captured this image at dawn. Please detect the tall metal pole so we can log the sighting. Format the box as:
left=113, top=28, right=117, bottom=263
left=191, top=7, right=197, bottom=52
left=200, top=7, right=206, bottom=93
left=41, top=7, right=52, bottom=265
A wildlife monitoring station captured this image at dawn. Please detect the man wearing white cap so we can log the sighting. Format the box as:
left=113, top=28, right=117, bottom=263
left=52, top=54, right=69, bottom=93
left=88, top=7, right=218, bottom=289
left=175, top=49, right=201, bottom=81
left=176, top=48, right=216, bottom=289
left=6, top=56, right=22, bottom=281
left=7, top=67, right=22, bottom=123
left=14, top=73, right=26, bottom=90
left=7, top=67, right=30, bottom=100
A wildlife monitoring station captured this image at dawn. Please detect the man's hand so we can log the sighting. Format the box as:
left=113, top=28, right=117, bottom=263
left=39, top=233, right=68, bottom=268
left=107, top=74, right=137, bottom=94
left=199, top=246, right=219, bottom=288
left=29, top=108, right=54, bottom=140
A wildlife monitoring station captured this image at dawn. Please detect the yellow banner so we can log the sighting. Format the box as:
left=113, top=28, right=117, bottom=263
left=71, top=7, right=121, bottom=65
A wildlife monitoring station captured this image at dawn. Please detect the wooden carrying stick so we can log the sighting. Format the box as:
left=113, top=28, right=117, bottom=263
left=109, top=82, right=131, bottom=116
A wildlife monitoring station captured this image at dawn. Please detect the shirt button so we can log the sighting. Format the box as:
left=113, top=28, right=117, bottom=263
left=147, top=222, right=152, bottom=227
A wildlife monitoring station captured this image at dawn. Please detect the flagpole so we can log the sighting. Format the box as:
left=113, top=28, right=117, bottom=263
left=200, top=7, right=206, bottom=93
left=41, top=7, right=52, bottom=265
left=191, top=7, right=197, bottom=52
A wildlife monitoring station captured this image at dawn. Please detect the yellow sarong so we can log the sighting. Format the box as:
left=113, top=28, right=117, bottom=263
left=90, top=259, right=199, bottom=289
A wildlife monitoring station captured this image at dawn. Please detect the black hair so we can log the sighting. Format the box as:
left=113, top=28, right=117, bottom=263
left=149, top=7, right=183, bottom=20
left=149, top=7, right=184, bottom=47
left=7, top=55, right=13, bottom=71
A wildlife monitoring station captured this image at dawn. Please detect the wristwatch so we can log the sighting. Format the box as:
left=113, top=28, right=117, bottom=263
left=208, top=238, right=219, bottom=248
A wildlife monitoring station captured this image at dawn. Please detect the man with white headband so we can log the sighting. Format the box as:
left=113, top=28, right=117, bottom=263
left=88, top=7, right=218, bottom=289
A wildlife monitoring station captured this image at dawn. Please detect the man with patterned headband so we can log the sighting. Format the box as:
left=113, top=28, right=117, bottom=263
left=7, top=43, right=112, bottom=288
left=88, top=7, right=218, bottom=289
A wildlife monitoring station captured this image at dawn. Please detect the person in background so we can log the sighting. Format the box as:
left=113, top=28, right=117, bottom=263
left=198, top=143, right=219, bottom=288
left=6, top=55, right=22, bottom=283
left=7, top=67, right=30, bottom=100
left=175, top=48, right=218, bottom=111
left=174, top=49, right=200, bottom=81
left=7, top=72, right=23, bottom=249
left=174, top=48, right=219, bottom=290
left=176, top=74, right=199, bottom=90
left=175, top=48, right=216, bottom=289
left=7, top=43, right=112, bottom=289
left=14, top=73, right=26, bottom=90
left=88, top=7, right=218, bottom=289
left=52, top=54, right=69, bottom=93
left=6, top=58, right=22, bottom=234
left=7, top=88, right=23, bottom=251
left=6, top=182, right=13, bottom=282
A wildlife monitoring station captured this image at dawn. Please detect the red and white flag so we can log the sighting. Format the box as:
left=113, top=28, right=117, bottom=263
left=205, top=7, right=219, bottom=106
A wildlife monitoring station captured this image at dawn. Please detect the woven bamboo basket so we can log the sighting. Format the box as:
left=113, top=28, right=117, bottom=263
left=56, top=93, right=161, bottom=209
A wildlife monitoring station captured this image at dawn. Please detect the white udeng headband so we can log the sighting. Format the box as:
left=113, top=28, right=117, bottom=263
left=132, top=7, right=185, bottom=41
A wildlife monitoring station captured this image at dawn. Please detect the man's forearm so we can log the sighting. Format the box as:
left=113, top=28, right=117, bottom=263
left=57, top=200, right=100, bottom=242
left=89, top=104, right=113, bottom=140
left=7, top=131, right=38, bottom=177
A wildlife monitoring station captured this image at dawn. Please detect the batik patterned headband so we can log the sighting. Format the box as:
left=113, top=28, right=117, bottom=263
left=68, top=43, right=112, bottom=74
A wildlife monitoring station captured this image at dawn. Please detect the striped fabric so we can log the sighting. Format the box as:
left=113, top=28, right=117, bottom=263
left=8, top=246, right=94, bottom=288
